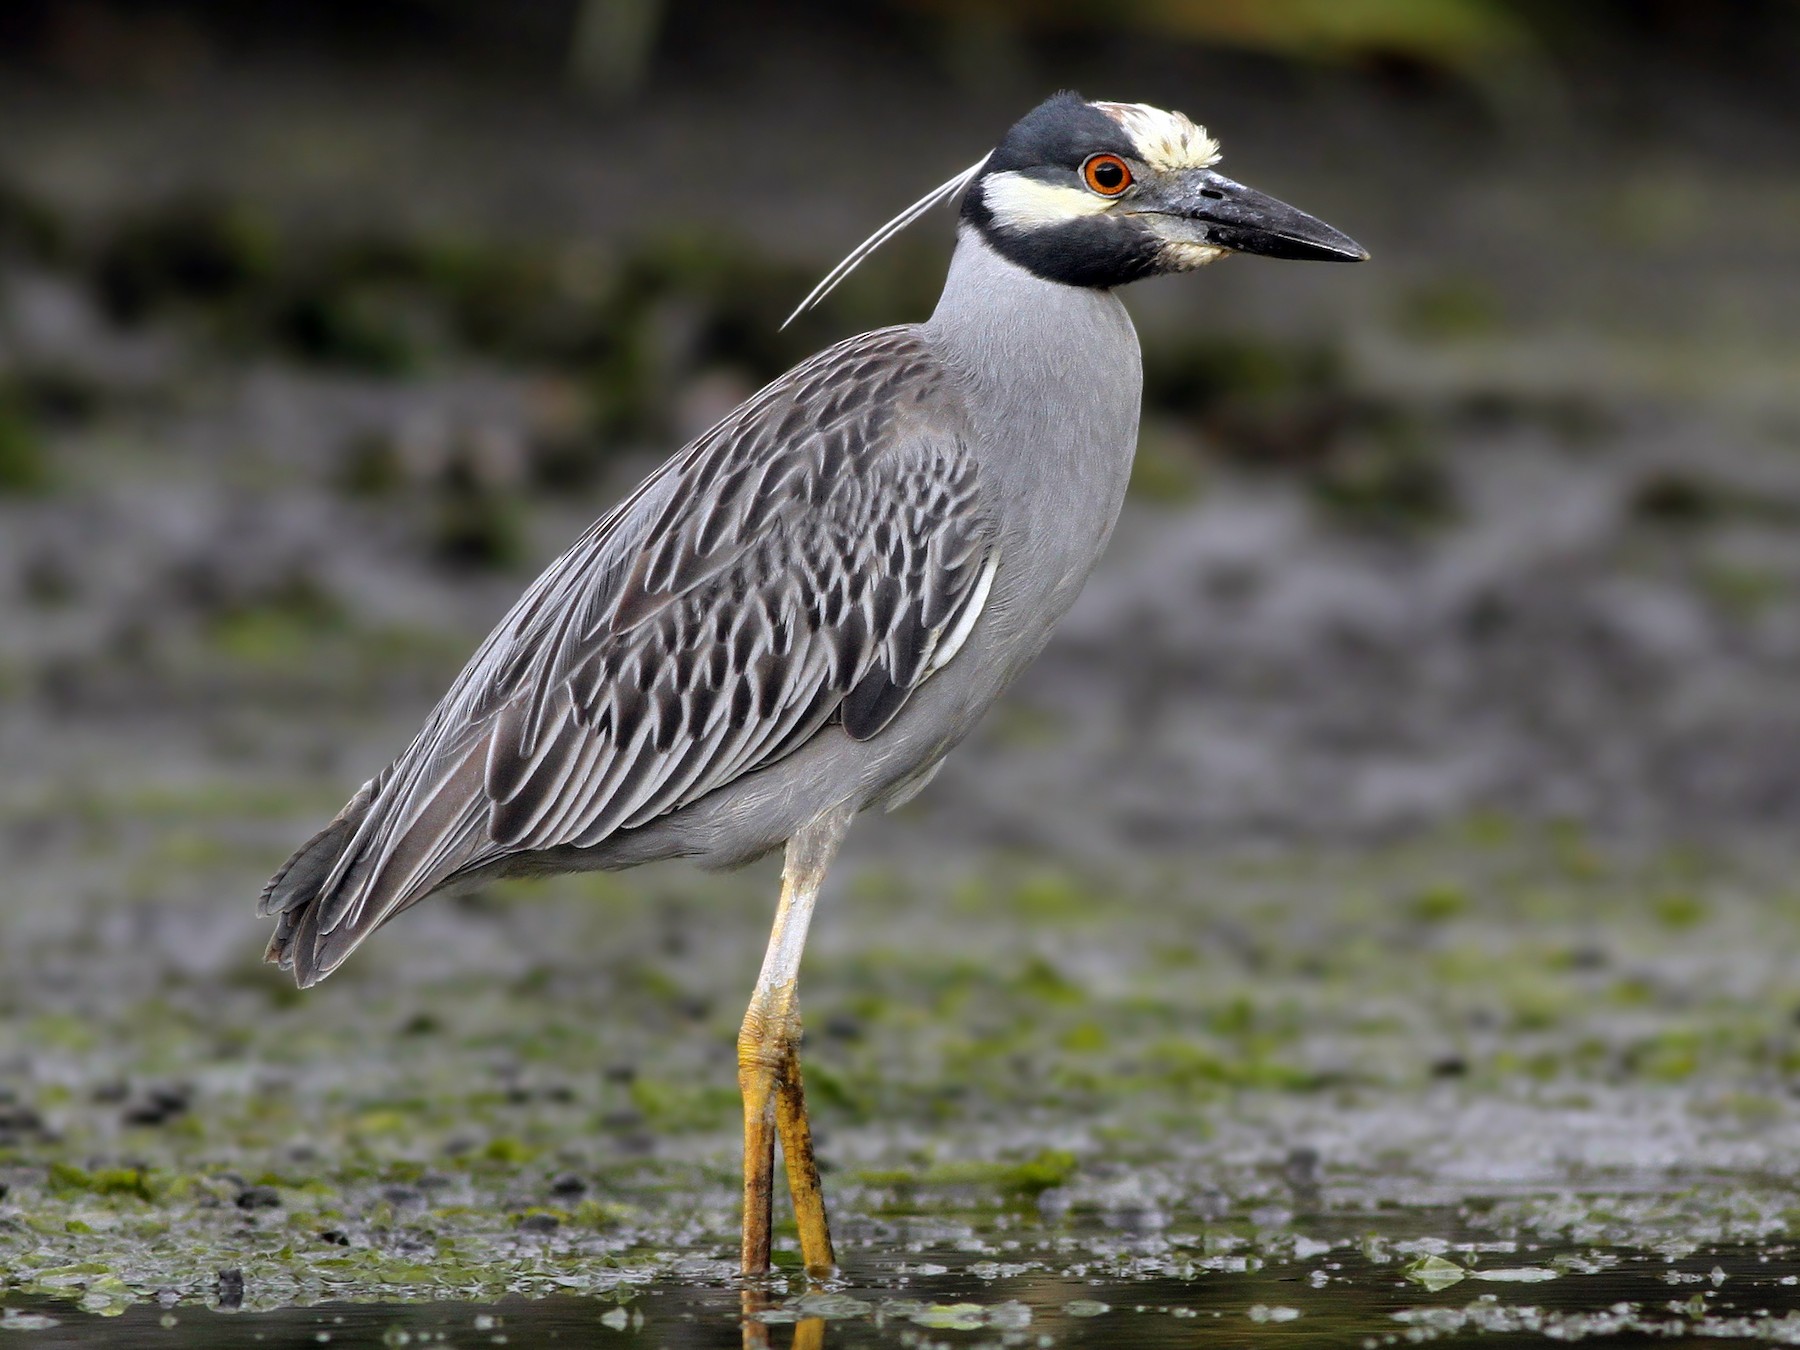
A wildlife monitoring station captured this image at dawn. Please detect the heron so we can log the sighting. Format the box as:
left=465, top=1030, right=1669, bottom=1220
left=259, top=91, right=1365, bottom=1278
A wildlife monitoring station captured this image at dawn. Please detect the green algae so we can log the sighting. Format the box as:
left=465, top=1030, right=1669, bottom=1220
left=853, top=1150, right=1077, bottom=1202
left=44, top=1165, right=160, bottom=1203
left=5, top=824, right=1800, bottom=1324
left=0, top=387, right=50, bottom=495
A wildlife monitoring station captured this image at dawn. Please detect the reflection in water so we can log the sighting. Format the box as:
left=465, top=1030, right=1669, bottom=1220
left=8, top=1230, right=1800, bottom=1347
left=743, top=1288, right=826, bottom=1350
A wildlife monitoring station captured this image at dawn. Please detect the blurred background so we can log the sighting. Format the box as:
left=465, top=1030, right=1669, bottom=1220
left=6, top=0, right=1800, bottom=875
left=5, top=0, right=1800, bottom=1326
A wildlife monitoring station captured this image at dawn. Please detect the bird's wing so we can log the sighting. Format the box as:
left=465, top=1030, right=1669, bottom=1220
left=261, top=327, right=998, bottom=983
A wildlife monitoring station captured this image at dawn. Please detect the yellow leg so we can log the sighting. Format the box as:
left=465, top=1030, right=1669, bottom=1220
left=776, top=1051, right=835, bottom=1278
left=737, top=806, right=852, bottom=1280
left=738, top=1017, right=780, bottom=1276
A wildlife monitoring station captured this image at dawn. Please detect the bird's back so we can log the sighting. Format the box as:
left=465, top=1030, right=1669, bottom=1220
left=263, top=219, right=1148, bottom=988
left=261, top=325, right=1006, bottom=985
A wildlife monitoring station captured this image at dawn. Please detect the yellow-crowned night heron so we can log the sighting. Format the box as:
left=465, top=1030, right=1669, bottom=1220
left=260, top=92, right=1366, bottom=1277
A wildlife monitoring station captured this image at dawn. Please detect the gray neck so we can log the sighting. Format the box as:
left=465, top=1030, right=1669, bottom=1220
left=923, top=226, right=1142, bottom=520
left=924, top=226, right=1140, bottom=404
left=920, top=226, right=1144, bottom=648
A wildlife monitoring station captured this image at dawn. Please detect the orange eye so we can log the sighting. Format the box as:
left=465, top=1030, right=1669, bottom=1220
left=1082, top=153, right=1133, bottom=196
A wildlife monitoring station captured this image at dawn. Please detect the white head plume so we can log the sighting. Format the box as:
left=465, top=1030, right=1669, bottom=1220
left=781, top=155, right=990, bottom=330
left=1091, top=101, right=1220, bottom=171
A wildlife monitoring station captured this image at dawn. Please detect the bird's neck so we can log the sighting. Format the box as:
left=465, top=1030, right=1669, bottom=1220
left=924, top=225, right=1142, bottom=506
left=925, top=226, right=1140, bottom=398
left=922, top=225, right=1144, bottom=634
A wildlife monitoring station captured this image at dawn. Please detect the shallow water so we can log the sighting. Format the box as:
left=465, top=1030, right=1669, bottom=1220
left=5, top=832, right=1800, bottom=1343
left=7, top=1214, right=1800, bottom=1348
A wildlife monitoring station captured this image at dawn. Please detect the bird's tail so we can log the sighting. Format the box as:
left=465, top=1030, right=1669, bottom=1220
left=258, top=747, right=488, bottom=987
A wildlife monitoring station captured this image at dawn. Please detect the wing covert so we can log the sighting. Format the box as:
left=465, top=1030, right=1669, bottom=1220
left=305, top=328, right=998, bottom=952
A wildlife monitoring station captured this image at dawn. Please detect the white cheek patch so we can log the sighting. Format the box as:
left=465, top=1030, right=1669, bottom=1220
left=982, top=170, right=1112, bottom=233
left=1092, top=101, right=1221, bottom=173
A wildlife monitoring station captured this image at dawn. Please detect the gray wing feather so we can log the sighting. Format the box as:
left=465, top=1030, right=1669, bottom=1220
left=261, top=328, right=997, bottom=984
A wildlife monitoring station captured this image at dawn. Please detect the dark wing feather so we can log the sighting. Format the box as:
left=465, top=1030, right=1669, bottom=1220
left=261, top=327, right=998, bottom=985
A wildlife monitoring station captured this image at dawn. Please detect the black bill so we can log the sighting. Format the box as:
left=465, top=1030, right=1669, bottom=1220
left=1152, top=169, right=1368, bottom=263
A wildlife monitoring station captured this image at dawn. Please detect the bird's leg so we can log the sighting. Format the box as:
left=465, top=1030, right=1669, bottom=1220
left=775, top=1049, right=830, bottom=1274
left=738, top=804, right=853, bottom=1280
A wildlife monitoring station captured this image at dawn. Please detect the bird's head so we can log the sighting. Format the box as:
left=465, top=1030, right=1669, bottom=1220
left=783, top=91, right=1365, bottom=326
left=964, top=92, right=1367, bottom=287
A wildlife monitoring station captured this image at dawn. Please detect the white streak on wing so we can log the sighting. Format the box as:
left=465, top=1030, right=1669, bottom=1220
left=926, top=549, right=998, bottom=675
left=981, top=172, right=1110, bottom=233
left=781, top=154, right=990, bottom=330
left=567, top=717, right=659, bottom=848
left=523, top=717, right=614, bottom=845
left=339, top=745, right=484, bottom=932
left=620, top=715, right=733, bottom=831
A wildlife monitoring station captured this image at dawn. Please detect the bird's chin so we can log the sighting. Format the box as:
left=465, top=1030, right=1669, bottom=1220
left=1156, top=236, right=1230, bottom=272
